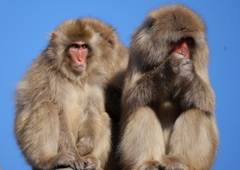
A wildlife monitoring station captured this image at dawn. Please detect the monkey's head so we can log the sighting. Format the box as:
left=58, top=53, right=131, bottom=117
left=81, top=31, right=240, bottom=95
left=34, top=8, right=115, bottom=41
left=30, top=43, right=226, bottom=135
left=130, top=4, right=209, bottom=73
left=47, top=18, right=98, bottom=79
left=47, top=17, right=118, bottom=80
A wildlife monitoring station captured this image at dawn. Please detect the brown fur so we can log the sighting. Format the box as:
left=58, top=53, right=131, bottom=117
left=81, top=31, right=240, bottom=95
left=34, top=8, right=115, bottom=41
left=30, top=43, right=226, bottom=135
left=15, top=17, right=128, bottom=170
left=119, top=5, right=218, bottom=170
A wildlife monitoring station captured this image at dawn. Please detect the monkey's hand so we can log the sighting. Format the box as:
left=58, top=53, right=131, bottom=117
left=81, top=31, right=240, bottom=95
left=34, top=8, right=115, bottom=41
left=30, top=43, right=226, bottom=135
left=83, top=154, right=102, bottom=170
left=170, top=52, right=194, bottom=81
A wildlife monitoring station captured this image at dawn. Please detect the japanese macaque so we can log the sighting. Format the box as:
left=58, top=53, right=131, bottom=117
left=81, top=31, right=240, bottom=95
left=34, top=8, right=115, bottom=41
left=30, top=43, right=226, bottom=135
left=118, top=5, right=218, bottom=170
left=15, top=17, right=128, bottom=170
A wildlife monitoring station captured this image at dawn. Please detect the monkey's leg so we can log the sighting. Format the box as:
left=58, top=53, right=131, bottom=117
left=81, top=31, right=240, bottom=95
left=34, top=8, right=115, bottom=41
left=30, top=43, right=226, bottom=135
left=20, top=101, right=82, bottom=170
left=119, top=106, right=165, bottom=170
left=89, top=111, right=111, bottom=170
left=164, top=109, right=218, bottom=170
left=76, top=111, right=111, bottom=170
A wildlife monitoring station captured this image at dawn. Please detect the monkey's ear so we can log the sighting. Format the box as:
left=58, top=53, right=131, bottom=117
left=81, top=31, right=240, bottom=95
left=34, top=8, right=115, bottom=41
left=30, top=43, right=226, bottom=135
left=107, top=36, right=115, bottom=48
left=50, top=32, right=57, bottom=44
left=147, top=18, right=156, bottom=29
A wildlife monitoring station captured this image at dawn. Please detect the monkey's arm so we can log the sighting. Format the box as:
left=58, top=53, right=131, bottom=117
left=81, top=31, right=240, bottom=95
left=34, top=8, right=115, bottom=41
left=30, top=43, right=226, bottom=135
left=180, top=73, right=215, bottom=115
left=169, top=53, right=215, bottom=115
left=122, top=57, right=175, bottom=114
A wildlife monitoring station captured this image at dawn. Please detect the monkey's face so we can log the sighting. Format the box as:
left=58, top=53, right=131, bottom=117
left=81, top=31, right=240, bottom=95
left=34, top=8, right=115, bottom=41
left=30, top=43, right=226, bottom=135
left=67, top=42, right=89, bottom=72
left=130, top=5, right=206, bottom=68
left=49, top=19, right=102, bottom=75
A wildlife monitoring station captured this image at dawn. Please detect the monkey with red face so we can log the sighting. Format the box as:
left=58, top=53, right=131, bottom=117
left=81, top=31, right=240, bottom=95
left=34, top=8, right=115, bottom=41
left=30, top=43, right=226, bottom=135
left=15, top=18, right=129, bottom=170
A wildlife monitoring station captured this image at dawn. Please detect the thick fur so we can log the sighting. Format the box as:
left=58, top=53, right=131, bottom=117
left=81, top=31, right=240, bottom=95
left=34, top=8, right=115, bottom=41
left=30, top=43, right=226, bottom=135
left=119, top=5, right=218, bottom=170
left=15, top=18, right=128, bottom=170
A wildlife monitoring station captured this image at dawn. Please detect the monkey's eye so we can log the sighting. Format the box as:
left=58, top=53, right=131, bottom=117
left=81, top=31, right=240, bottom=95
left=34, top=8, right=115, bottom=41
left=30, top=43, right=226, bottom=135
left=69, top=44, right=80, bottom=53
left=186, top=37, right=193, bottom=43
left=69, top=43, right=88, bottom=53
left=81, top=44, right=88, bottom=49
left=70, top=44, right=80, bottom=49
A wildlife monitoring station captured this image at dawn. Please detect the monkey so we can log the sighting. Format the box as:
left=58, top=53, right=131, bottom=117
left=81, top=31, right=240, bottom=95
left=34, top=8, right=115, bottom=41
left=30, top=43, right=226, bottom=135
left=82, top=18, right=129, bottom=170
left=118, top=5, right=218, bottom=170
left=14, top=17, right=129, bottom=170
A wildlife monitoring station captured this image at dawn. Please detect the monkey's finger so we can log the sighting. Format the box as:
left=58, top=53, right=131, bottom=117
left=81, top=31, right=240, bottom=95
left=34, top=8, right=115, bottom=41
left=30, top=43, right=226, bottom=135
left=71, top=161, right=85, bottom=170
left=79, top=161, right=85, bottom=170
left=73, top=162, right=81, bottom=170
left=69, top=162, right=76, bottom=170
left=84, top=164, right=95, bottom=170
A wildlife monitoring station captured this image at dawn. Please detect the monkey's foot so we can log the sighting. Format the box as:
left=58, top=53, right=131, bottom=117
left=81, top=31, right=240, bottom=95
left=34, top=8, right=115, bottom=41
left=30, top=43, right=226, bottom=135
left=160, top=156, right=188, bottom=170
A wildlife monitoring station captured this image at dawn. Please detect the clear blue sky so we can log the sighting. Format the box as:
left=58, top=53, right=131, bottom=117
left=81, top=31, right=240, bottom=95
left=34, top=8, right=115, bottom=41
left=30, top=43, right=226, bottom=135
left=0, top=0, right=239, bottom=169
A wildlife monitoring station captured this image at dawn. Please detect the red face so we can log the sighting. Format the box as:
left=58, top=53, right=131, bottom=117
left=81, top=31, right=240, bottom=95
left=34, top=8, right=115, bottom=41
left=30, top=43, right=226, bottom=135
left=68, top=42, right=89, bottom=72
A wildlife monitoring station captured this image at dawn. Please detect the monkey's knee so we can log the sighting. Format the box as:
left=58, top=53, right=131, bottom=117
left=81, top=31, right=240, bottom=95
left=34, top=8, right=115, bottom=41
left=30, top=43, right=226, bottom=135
left=76, top=136, right=94, bottom=156
left=169, top=109, right=217, bottom=169
left=83, top=154, right=102, bottom=170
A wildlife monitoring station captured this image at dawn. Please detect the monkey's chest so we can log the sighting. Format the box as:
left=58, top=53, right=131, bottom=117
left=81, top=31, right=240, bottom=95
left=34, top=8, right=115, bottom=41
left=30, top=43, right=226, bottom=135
left=61, top=85, right=85, bottom=136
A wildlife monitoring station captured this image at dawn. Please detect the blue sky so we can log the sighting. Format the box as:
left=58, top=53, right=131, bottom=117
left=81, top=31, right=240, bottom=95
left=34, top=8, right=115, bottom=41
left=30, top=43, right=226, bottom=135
left=1, top=0, right=239, bottom=169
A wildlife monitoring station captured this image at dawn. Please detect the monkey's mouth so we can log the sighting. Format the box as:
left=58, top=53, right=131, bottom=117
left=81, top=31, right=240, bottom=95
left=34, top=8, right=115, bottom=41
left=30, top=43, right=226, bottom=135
left=172, top=38, right=193, bottom=59
left=72, top=63, right=86, bottom=71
